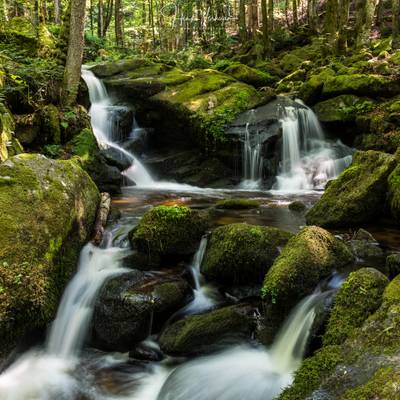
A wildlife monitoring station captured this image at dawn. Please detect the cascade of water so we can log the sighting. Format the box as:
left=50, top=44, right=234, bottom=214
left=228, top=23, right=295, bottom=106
left=274, top=100, right=353, bottom=192
left=46, top=244, right=129, bottom=357
left=156, top=292, right=322, bottom=400
left=241, top=110, right=263, bottom=189
left=81, top=68, right=154, bottom=187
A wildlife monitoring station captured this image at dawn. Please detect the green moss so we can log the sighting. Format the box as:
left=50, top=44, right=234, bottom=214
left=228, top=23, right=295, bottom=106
left=222, top=63, right=273, bottom=87
left=306, top=151, right=397, bottom=228
left=261, top=226, right=353, bottom=308
left=40, top=104, right=61, bottom=145
left=299, top=67, right=336, bottom=104
left=314, top=95, right=374, bottom=122
left=387, top=164, right=400, bottom=223
left=0, top=102, right=17, bottom=162
left=201, top=223, right=292, bottom=285
left=340, top=367, right=400, bottom=400
left=385, top=254, right=400, bottom=279
left=288, top=201, right=306, bottom=212
left=322, top=74, right=400, bottom=99
left=159, top=303, right=255, bottom=355
left=323, top=268, right=388, bottom=346
left=0, top=154, right=100, bottom=355
left=90, top=58, right=154, bottom=77
left=279, top=345, right=344, bottom=400
left=69, top=128, right=99, bottom=162
left=215, top=198, right=261, bottom=209
left=129, top=205, right=210, bottom=264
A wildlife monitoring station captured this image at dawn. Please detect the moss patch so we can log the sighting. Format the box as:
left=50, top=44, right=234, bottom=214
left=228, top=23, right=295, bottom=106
left=215, top=198, right=261, bottom=209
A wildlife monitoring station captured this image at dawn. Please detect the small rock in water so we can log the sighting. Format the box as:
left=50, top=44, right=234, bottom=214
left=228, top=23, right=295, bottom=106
left=350, top=228, right=384, bottom=260
left=385, top=253, right=400, bottom=279
left=288, top=201, right=306, bottom=212
left=100, top=148, right=132, bottom=171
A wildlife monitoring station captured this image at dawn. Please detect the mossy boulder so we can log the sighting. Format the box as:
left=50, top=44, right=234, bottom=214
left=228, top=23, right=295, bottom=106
left=90, top=58, right=156, bottom=78
left=159, top=303, right=257, bottom=355
left=386, top=253, right=400, bottom=279
left=201, top=223, right=292, bottom=285
left=215, top=198, right=261, bottom=209
left=299, top=67, right=335, bottom=104
left=222, top=63, right=273, bottom=87
left=288, top=200, right=306, bottom=212
left=314, top=95, right=374, bottom=123
left=261, top=226, right=353, bottom=310
left=306, top=151, right=397, bottom=228
left=322, top=74, right=400, bottom=99
left=0, top=154, right=100, bottom=356
left=323, top=268, right=388, bottom=346
left=93, top=271, right=192, bottom=351
left=129, top=205, right=210, bottom=266
left=0, top=102, right=22, bottom=162
left=387, top=164, right=400, bottom=224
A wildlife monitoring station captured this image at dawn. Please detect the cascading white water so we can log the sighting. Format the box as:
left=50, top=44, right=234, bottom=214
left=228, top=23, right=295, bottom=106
left=182, top=237, right=219, bottom=314
left=275, top=99, right=352, bottom=192
left=156, top=292, right=320, bottom=400
left=241, top=110, right=263, bottom=189
left=82, top=68, right=155, bottom=187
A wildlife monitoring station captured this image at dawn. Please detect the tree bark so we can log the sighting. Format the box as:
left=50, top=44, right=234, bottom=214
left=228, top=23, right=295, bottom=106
left=324, top=0, right=338, bottom=48
left=393, top=0, right=400, bottom=48
left=115, top=0, right=124, bottom=46
left=239, top=0, right=246, bottom=41
left=103, top=0, right=113, bottom=36
left=61, top=0, right=86, bottom=107
left=337, top=0, right=351, bottom=52
left=292, top=0, right=298, bottom=27
left=355, top=0, right=376, bottom=48
left=91, top=192, right=111, bottom=246
left=98, top=0, right=104, bottom=37
left=268, top=0, right=274, bottom=33
left=54, top=0, right=61, bottom=23
left=261, top=0, right=269, bottom=53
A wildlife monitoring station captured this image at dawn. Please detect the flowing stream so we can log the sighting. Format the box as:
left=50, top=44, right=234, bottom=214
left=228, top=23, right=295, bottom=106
left=0, top=71, right=361, bottom=400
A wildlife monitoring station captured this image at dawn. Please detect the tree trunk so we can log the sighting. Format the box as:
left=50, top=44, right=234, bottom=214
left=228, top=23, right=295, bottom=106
left=268, top=0, right=274, bottom=33
left=91, top=192, right=111, bottom=245
left=54, top=0, right=61, bottom=23
left=355, top=0, right=376, bottom=48
left=393, top=0, right=400, bottom=48
left=308, top=0, right=318, bottom=31
left=251, top=0, right=258, bottom=37
left=292, top=0, right=298, bottom=27
left=261, top=0, right=268, bottom=51
left=324, top=0, right=338, bottom=48
left=98, top=0, right=104, bottom=37
left=62, top=0, right=86, bottom=107
left=337, top=0, right=351, bottom=52
left=239, top=0, right=246, bottom=41
left=103, top=0, right=113, bottom=36
left=115, top=0, right=124, bottom=46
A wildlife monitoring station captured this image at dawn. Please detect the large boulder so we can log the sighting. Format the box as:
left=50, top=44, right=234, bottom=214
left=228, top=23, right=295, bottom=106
left=93, top=271, right=192, bottom=351
left=222, top=63, right=273, bottom=87
left=0, top=154, right=100, bottom=356
left=314, top=94, right=374, bottom=123
left=306, top=151, right=397, bottom=228
left=159, top=303, right=258, bottom=355
left=278, top=274, right=400, bottom=400
left=201, top=223, right=292, bottom=285
left=262, top=226, right=353, bottom=312
left=322, top=74, right=400, bottom=99
left=129, top=205, right=210, bottom=266
left=323, top=268, right=388, bottom=346
left=387, top=163, right=400, bottom=224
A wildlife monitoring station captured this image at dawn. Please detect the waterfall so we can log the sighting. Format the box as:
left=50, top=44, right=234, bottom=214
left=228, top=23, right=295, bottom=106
left=156, top=292, right=322, bottom=400
left=241, top=110, right=263, bottom=189
left=46, top=244, right=129, bottom=357
left=274, top=99, right=352, bottom=192
left=81, top=68, right=154, bottom=187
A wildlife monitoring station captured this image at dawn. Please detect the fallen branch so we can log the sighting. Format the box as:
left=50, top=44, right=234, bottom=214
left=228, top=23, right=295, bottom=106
left=92, top=192, right=111, bottom=246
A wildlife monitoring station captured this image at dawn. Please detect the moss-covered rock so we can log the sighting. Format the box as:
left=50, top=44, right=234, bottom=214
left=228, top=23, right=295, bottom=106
left=323, top=268, right=388, bottom=346
left=314, top=95, right=374, bottom=122
left=201, top=223, right=292, bottom=285
left=0, top=154, right=100, bottom=356
left=322, top=74, right=400, bottom=99
left=261, top=226, right=353, bottom=310
left=288, top=200, right=306, bottom=212
left=385, top=253, right=400, bottom=279
left=299, top=67, right=336, bottom=104
left=222, top=63, right=273, bottom=87
left=215, top=198, right=261, bottom=209
left=129, top=205, right=210, bottom=266
left=306, top=151, right=397, bottom=228
left=0, top=102, right=22, bottom=162
left=90, top=58, right=156, bottom=78
left=159, top=303, right=257, bottom=355
left=93, top=271, right=192, bottom=351
left=387, top=163, right=400, bottom=224
left=40, top=104, right=61, bottom=145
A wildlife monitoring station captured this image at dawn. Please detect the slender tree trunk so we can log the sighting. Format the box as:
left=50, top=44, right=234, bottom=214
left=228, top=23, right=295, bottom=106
left=103, top=0, right=113, bottom=36
left=393, top=0, right=400, bottom=48
left=149, top=0, right=155, bottom=48
left=62, top=0, right=86, bottom=107
left=337, top=0, right=351, bottom=52
left=98, top=0, right=104, bottom=36
left=285, top=0, right=290, bottom=26
left=324, top=0, right=338, bottom=48
left=261, top=0, right=269, bottom=53
left=1, top=0, right=7, bottom=21
left=292, top=0, right=298, bottom=27
left=239, top=0, right=246, bottom=41
left=89, top=0, right=94, bottom=35
left=355, top=0, right=376, bottom=48
left=54, top=0, right=61, bottom=23
left=251, top=0, right=258, bottom=37
left=268, top=0, right=273, bottom=33
left=115, top=0, right=124, bottom=46
left=308, top=0, right=318, bottom=31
